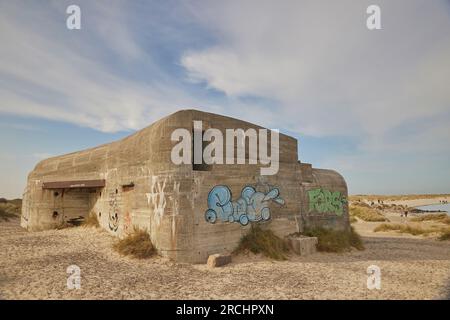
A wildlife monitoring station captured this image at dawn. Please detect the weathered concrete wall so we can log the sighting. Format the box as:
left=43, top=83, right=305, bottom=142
left=22, top=110, right=195, bottom=261
left=300, top=167, right=349, bottom=231
left=21, top=109, right=349, bottom=263
left=175, top=110, right=301, bottom=262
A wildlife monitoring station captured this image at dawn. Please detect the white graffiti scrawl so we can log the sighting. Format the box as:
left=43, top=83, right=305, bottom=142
left=108, top=191, right=119, bottom=232
left=146, top=177, right=167, bottom=226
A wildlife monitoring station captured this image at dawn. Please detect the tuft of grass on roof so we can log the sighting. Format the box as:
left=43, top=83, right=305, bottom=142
left=349, top=205, right=387, bottom=222
left=113, top=228, right=155, bottom=259
left=303, top=226, right=364, bottom=252
left=233, top=225, right=289, bottom=260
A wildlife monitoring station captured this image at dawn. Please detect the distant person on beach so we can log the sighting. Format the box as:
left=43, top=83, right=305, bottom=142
left=404, top=210, right=408, bottom=218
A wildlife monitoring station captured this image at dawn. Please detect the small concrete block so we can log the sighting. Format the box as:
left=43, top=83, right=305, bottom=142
left=207, top=253, right=232, bottom=268
left=288, top=237, right=318, bottom=256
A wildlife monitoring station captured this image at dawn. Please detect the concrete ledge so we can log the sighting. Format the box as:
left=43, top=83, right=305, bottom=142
left=287, top=236, right=318, bottom=256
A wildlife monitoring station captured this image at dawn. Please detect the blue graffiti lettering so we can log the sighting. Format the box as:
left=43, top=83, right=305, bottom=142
left=205, top=185, right=285, bottom=226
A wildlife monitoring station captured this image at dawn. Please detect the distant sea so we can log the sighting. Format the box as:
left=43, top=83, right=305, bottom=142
left=416, top=203, right=450, bottom=214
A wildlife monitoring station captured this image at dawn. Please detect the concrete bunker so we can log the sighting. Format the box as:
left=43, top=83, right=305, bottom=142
left=21, top=109, right=349, bottom=263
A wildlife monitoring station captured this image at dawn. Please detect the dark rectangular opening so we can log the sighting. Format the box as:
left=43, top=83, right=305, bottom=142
left=122, top=182, right=135, bottom=192
left=42, top=179, right=105, bottom=189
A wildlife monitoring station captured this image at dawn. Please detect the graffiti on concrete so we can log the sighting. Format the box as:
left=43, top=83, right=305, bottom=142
left=205, top=185, right=285, bottom=226
left=146, top=176, right=167, bottom=226
left=21, top=189, right=30, bottom=222
left=108, top=192, right=119, bottom=232
left=169, top=181, right=180, bottom=241
left=307, top=188, right=346, bottom=216
left=123, top=211, right=132, bottom=234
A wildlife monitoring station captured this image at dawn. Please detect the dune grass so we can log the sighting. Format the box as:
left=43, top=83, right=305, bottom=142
left=349, top=205, right=387, bottom=222
left=7, top=199, right=22, bottom=208
left=438, top=230, right=450, bottom=241
left=349, top=216, right=358, bottom=224
left=374, top=223, right=431, bottom=235
left=0, top=202, right=20, bottom=221
left=113, top=228, right=155, bottom=259
left=82, top=212, right=100, bottom=228
left=373, top=223, right=450, bottom=238
left=233, top=225, right=289, bottom=260
left=411, top=213, right=450, bottom=225
left=0, top=207, right=18, bottom=221
left=303, top=226, right=364, bottom=252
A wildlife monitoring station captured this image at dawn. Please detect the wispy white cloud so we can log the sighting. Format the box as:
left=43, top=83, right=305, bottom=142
left=181, top=0, right=450, bottom=151
left=0, top=1, right=202, bottom=133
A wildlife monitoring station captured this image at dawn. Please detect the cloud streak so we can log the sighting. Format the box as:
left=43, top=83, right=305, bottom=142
left=0, top=1, right=202, bottom=132
left=181, top=0, right=450, bottom=150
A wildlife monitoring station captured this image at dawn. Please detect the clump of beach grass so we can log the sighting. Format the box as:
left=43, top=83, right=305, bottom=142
left=438, top=229, right=450, bottom=241
left=0, top=207, right=17, bottom=221
left=233, top=225, right=289, bottom=260
left=82, top=212, right=100, bottom=228
left=303, top=226, right=364, bottom=252
left=411, top=213, right=450, bottom=225
left=349, top=205, right=387, bottom=222
left=0, top=202, right=20, bottom=221
left=374, top=223, right=438, bottom=236
left=113, top=228, right=155, bottom=259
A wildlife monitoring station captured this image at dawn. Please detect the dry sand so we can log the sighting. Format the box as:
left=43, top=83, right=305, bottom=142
left=1, top=216, right=449, bottom=300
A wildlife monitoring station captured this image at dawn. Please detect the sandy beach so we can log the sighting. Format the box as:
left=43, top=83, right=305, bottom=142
left=1, top=212, right=449, bottom=300
left=352, top=195, right=450, bottom=209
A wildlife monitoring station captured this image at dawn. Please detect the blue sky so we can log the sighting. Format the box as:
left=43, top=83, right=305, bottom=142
left=1, top=0, right=450, bottom=198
